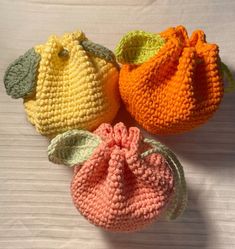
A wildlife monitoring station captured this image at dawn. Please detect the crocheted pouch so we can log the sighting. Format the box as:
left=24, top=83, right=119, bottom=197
left=115, top=25, right=234, bottom=134
left=48, top=122, right=187, bottom=232
left=4, top=31, right=120, bottom=137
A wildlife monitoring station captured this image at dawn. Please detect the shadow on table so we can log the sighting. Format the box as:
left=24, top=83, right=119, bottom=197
left=154, top=92, right=235, bottom=169
left=101, top=187, right=209, bottom=249
left=114, top=91, right=235, bottom=170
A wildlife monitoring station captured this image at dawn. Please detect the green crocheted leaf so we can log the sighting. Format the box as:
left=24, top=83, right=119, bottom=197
left=115, top=30, right=165, bottom=65
left=4, top=48, right=40, bottom=99
left=81, top=39, right=117, bottom=65
left=220, top=61, right=235, bottom=93
left=48, top=130, right=101, bottom=167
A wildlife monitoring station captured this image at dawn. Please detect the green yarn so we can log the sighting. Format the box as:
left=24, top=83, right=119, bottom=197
left=220, top=61, right=235, bottom=93
left=48, top=130, right=101, bottom=167
left=4, top=48, right=40, bottom=99
left=115, top=30, right=165, bottom=65
left=81, top=39, right=118, bottom=66
left=141, top=138, right=187, bottom=220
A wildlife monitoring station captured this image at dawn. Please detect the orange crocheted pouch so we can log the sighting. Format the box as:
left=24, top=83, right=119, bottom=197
left=115, top=26, right=234, bottom=134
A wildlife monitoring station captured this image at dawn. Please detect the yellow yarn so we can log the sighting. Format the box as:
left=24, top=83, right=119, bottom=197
left=24, top=31, right=120, bottom=137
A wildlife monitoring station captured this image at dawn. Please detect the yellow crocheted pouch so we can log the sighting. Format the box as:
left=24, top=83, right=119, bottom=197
left=4, top=31, right=120, bottom=137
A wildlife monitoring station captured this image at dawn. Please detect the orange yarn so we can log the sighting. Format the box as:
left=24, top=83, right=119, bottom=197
left=118, top=26, right=224, bottom=134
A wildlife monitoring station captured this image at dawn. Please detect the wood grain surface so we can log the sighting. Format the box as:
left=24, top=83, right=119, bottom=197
left=0, top=0, right=235, bottom=248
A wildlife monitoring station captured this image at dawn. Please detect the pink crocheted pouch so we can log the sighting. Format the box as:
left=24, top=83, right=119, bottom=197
left=48, top=122, right=187, bottom=232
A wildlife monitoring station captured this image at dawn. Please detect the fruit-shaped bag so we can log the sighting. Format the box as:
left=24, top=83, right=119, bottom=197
left=48, top=122, right=187, bottom=232
left=115, top=25, right=229, bottom=134
left=4, top=31, right=120, bottom=137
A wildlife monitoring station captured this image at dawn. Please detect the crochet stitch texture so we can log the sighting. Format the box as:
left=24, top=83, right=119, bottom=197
left=4, top=48, right=40, bottom=99
left=48, top=122, right=187, bottom=232
left=4, top=31, right=120, bottom=137
left=115, top=26, right=224, bottom=134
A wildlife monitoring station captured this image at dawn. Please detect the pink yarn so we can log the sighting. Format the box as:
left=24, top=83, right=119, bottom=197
left=71, top=123, right=174, bottom=232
